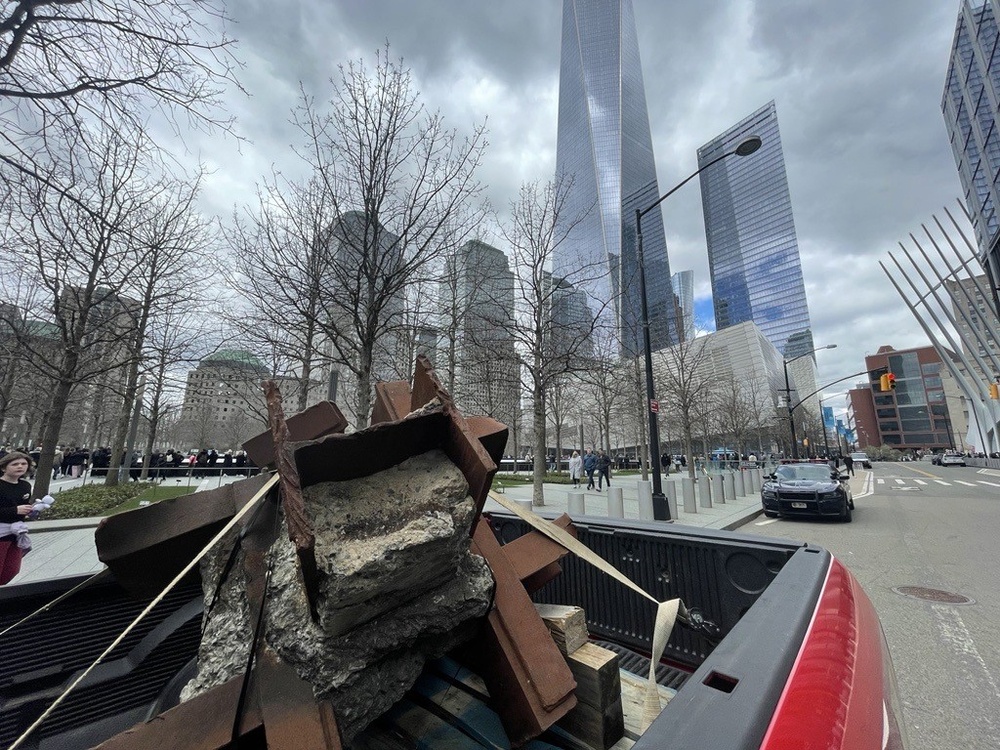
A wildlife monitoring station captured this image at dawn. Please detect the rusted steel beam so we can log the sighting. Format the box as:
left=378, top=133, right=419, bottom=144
left=469, top=518, right=577, bottom=745
left=263, top=380, right=320, bottom=619
left=370, top=380, right=412, bottom=425
left=501, top=513, right=577, bottom=594
left=243, top=400, right=348, bottom=468
left=95, top=472, right=275, bottom=596
left=254, top=649, right=343, bottom=750
left=91, top=673, right=263, bottom=750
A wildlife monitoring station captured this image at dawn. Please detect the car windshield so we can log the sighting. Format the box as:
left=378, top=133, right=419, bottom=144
left=775, top=464, right=834, bottom=482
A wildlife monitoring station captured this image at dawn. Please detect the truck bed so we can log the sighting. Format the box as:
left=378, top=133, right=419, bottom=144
left=0, top=514, right=834, bottom=750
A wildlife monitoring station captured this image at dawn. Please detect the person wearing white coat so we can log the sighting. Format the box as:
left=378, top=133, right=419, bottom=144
left=568, top=450, right=583, bottom=489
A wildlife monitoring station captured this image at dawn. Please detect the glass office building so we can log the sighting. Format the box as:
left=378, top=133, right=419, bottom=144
left=671, top=269, right=695, bottom=342
left=553, top=0, right=676, bottom=357
left=697, top=101, right=814, bottom=360
left=942, top=0, right=1000, bottom=316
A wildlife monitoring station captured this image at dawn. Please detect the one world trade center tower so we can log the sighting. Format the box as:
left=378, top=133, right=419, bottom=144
left=553, top=0, right=677, bottom=357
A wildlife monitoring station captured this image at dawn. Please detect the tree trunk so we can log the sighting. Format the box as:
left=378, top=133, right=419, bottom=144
left=32, top=378, right=75, bottom=497
left=532, top=388, right=546, bottom=506
left=106, top=358, right=141, bottom=487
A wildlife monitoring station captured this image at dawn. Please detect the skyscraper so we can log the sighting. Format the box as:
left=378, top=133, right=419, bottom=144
left=441, top=240, right=519, bottom=438
left=942, top=1, right=1000, bottom=316
left=697, top=101, right=814, bottom=360
left=671, top=270, right=695, bottom=342
left=553, top=0, right=676, bottom=357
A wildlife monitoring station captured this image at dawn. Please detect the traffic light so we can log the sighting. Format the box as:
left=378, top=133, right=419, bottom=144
left=990, top=382, right=1000, bottom=400
left=887, top=372, right=896, bottom=390
left=880, top=373, right=890, bottom=392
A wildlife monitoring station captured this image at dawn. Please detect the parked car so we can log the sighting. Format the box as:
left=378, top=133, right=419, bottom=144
left=940, top=452, right=966, bottom=467
left=761, top=460, right=854, bottom=522
left=850, top=451, right=872, bottom=469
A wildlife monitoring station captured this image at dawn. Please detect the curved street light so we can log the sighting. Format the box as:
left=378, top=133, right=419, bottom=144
left=635, top=135, right=763, bottom=520
left=784, top=344, right=837, bottom=459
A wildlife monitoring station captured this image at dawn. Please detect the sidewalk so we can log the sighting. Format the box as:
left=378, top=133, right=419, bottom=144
left=485, top=470, right=768, bottom=531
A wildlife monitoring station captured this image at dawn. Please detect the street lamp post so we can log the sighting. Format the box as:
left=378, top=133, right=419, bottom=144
left=635, top=134, right=762, bottom=520
left=783, top=344, right=837, bottom=459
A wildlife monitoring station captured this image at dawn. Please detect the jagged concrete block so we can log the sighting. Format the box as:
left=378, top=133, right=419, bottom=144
left=182, top=449, right=494, bottom=741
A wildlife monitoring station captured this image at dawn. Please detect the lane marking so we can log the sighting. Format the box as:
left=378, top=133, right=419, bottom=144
left=898, top=464, right=941, bottom=479
left=979, top=480, right=1000, bottom=487
left=956, top=480, right=976, bottom=486
left=894, top=479, right=905, bottom=484
left=914, top=479, right=927, bottom=485
left=755, top=518, right=779, bottom=526
left=934, top=480, right=950, bottom=486
left=877, top=478, right=885, bottom=485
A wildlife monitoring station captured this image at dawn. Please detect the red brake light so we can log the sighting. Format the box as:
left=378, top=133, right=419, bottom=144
left=758, top=557, right=906, bottom=749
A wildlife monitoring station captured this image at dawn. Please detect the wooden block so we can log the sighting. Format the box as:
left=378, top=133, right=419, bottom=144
left=567, top=643, right=621, bottom=710
left=618, top=670, right=676, bottom=739
left=558, top=695, right=625, bottom=750
left=535, top=603, right=589, bottom=656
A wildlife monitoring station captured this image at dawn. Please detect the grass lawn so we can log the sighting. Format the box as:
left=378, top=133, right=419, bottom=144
left=43, top=481, right=198, bottom=520
left=109, top=485, right=197, bottom=514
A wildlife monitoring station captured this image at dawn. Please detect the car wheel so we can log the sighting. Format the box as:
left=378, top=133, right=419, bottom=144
left=848, top=497, right=855, bottom=510
left=764, top=510, right=779, bottom=518
left=841, top=502, right=852, bottom=523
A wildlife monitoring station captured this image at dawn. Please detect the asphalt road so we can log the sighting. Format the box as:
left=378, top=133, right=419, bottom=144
left=739, top=460, right=1000, bottom=750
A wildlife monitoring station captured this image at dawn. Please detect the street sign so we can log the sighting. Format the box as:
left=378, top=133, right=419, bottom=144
left=650, top=399, right=659, bottom=413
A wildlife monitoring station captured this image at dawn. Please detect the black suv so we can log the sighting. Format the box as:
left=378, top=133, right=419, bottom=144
left=761, top=461, right=854, bottom=522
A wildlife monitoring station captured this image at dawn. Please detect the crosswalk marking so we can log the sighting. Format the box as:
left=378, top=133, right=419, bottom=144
left=979, top=480, right=1000, bottom=487
left=914, top=479, right=927, bottom=485
left=894, top=479, right=905, bottom=484
left=934, top=480, right=951, bottom=486
left=877, top=478, right=885, bottom=484
left=956, top=480, right=976, bottom=486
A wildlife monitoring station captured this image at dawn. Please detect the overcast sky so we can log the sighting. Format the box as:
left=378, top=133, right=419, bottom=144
left=188, top=0, right=969, bottom=419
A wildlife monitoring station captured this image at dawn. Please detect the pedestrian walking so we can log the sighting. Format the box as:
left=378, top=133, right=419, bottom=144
left=843, top=453, right=855, bottom=477
left=583, top=449, right=597, bottom=490
left=568, top=450, right=583, bottom=488
left=596, top=450, right=612, bottom=490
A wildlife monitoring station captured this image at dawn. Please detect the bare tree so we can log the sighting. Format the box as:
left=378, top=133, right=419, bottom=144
left=494, top=177, right=607, bottom=505
left=0, top=0, right=241, bottom=205
left=0, top=129, right=162, bottom=495
left=226, top=173, right=339, bottom=413
left=288, top=46, right=488, bottom=425
left=104, top=173, right=215, bottom=485
left=656, top=336, right=719, bottom=480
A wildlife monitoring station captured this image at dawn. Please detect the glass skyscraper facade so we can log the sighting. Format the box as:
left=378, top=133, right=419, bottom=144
left=942, top=1, right=1000, bottom=314
left=671, top=269, right=695, bottom=342
left=553, top=0, right=676, bottom=357
left=697, top=101, right=814, bottom=359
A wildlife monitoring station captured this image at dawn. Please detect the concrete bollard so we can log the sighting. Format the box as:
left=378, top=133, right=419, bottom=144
left=747, top=469, right=759, bottom=494
left=700, top=477, right=713, bottom=509
left=734, top=468, right=746, bottom=497
left=712, top=474, right=725, bottom=506
left=611, top=486, right=627, bottom=519
left=568, top=491, right=585, bottom=516
left=664, top=481, right=679, bottom=521
left=723, top=471, right=735, bottom=503
left=682, top=477, right=697, bottom=513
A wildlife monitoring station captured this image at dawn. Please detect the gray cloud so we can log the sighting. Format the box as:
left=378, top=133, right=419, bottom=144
left=192, top=0, right=970, bottom=418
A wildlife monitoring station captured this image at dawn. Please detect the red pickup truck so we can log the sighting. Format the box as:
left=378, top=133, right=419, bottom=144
left=0, top=513, right=906, bottom=749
